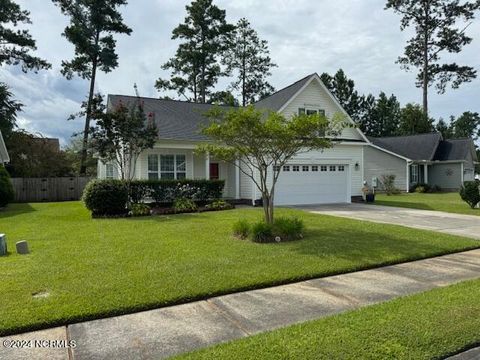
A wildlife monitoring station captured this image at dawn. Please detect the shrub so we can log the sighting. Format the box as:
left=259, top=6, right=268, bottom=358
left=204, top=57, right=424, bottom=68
left=233, top=219, right=250, bottom=239
left=0, top=166, right=14, bottom=207
left=128, top=179, right=225, bottom=204
left=173, top=197, right=198, bottom=213
left=130, top=203, right=151, bottom=217
left=205, top=199, right=233, bottom=210
left=82, top=180, right=128, bottom=216
left=431, top=185, right=442, bottom=193
left=273, top=217, right=304, bottom=242
left=250, top=221, right=274, bottom=243
left=411, top=183, right=431, bottom=193
left=381, top=174, right=400, bottom=195
left=460, top=180, right=480, bottom=209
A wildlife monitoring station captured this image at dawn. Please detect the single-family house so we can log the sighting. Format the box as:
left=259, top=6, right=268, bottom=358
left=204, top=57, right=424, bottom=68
left=365, top=133, right=478, bottom=192
left=99, top=73, right=370, bottom=205
left=0, top=130, right=9, bottom=165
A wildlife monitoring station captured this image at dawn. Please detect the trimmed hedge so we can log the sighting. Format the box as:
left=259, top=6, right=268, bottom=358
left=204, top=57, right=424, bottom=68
left=128, top=179, right=225, bottom=204
left=82, top=180, right=129, bottom=216
left=0, top=166, right=14, bottom=207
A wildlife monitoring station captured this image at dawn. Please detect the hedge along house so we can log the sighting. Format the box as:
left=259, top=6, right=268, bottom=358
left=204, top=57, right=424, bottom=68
left=0, top=130, right=9, bottom=165
left=365, top=133, right=478, bottom=192
left=99, top=73, right=370, bottom=205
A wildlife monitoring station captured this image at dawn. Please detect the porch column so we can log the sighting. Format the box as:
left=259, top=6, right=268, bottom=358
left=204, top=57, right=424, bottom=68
left=235, top=159, right=240, bottom=199
left=406, top=163, right=410, bottom=193
left=424, top=165, right=428, bottom=184
left=205, top=153, right=210, bottom=180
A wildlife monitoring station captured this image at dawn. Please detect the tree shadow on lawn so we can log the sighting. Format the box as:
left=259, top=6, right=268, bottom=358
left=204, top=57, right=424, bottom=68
left=283, top=226, right=478, bottom=271
left=0, top=203, right=36, bottom=219
left=374, top=201, right=434, bottom=211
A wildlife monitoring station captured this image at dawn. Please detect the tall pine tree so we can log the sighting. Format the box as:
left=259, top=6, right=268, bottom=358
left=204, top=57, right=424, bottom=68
left=367, top=92, right=401, bottom=137
left=386, top=0, right=480, bottom=115
left=156, top=0, right=234, bottom=103
left=223, top=18, right=277, bottom=106
left=0, top=0, right=50, bottom=72
left=53, top=0, right=132, bottom=175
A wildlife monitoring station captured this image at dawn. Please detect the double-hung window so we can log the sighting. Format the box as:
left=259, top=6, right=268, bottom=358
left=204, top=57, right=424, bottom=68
left=148, top=154, right=187, bottom=180
left=410, top=164, right=419, bottom=183
left=105, top=164, right=115, bottom=179
left=148, top=155, right=159, bottom=180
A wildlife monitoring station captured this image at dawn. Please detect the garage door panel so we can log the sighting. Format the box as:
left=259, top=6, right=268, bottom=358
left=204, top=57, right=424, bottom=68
left=275, top=164, right=349, bottom=205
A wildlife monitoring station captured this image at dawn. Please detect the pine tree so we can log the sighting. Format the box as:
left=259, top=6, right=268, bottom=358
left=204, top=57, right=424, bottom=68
left=223, top=18, right=277, bottom=106
left=368, top=92, right=401, bottom=137
left=0, top=0, right=50, bottom=72
left=0, top=83, right=22, bottom=139
left=53, top=0, right=132, bottom=175
left=156, top=0, right=234, bottom=103
left=398, top=103, right=434, bottom=135
left=386, top=0, right=480, bottom=114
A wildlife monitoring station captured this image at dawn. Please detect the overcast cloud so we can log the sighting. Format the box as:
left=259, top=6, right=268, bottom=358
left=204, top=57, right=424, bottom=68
left=3, top=0, right=480, bottom=145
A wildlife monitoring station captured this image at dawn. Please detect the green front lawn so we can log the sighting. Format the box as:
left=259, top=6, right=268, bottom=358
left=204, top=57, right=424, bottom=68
left=178, top=279, right=480, bottom=360
left=375, top=192, right=480, bottom=216
left=0, top=202, right=478, bottom=336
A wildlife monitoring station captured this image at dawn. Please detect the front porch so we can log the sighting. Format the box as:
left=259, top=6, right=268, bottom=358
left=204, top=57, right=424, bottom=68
left=137, top=146, right=240, bottom=199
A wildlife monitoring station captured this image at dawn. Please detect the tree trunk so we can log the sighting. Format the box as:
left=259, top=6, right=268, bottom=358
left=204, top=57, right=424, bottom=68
left=422, top=1, right=429, bottom=116
left=242, top=44, right=246, bottom=107
left=79, top=57, right=98, bottom=175
left=262, top=194, right=274, bottom=225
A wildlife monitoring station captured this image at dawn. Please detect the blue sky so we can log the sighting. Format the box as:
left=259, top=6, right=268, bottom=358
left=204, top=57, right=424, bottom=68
left=4, top=0, right=480, bottom=145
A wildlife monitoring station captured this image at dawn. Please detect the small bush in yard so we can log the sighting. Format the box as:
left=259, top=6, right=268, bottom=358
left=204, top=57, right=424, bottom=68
left=173, top=197, right=198, bottom=213
left=274, top=217, right=304, bottom=242
left=381, top=174, right=400, bottom=195
left=205, top=199, right=233, bottom=210
left=0, top=166, right=14, bottom=207
left=460, top=180, right=480, bottom=209
left=130, top=203, right=151, bottom=217
left=251, top=221, right=274, bottom=243
left=233, top=219, right=250, bottom=239
left=82, top=180, right=128, bottom=216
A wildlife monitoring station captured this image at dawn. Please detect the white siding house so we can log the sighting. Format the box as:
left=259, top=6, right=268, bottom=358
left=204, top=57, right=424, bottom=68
left=99, top=73, right=370, bottom=205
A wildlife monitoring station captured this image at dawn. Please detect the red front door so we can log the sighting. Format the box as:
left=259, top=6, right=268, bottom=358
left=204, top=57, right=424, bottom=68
left=210, top=163, right=219, bottom=180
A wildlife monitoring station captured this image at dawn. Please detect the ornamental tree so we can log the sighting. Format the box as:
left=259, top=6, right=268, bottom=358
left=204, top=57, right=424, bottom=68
left=90, top=95, right=157, bottom=181
left=197, top=106, right=346, bottom=224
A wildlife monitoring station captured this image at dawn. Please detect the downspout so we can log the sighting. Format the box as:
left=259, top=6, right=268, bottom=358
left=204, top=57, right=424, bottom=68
left=406, top=161, right=411, bottom=193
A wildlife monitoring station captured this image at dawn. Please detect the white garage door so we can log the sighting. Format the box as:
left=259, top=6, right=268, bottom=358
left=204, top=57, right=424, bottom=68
left=275, top=164, right=349, bottom=205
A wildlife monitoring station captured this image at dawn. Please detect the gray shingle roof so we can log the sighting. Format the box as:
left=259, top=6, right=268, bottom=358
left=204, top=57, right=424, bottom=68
left=254, top=74, right=315, bottom=111
left=369, top=133, right=442, bottom=161
left=433, top=139, right=477, bottom=161
left=108, top=95, right=236, bottom=141
left=108, top=75, right=316, bottom=141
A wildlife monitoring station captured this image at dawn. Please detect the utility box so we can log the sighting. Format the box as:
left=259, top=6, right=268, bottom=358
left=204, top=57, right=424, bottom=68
left=372, top=177, right=378, bottom=188
left=0, top=234, right=6, bottom=256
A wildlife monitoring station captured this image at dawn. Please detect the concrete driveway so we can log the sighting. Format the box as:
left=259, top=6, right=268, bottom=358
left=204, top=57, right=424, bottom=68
left=299, top=203, right=480, bottom=240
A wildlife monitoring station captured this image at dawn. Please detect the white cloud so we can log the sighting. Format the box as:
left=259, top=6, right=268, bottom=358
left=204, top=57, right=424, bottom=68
left=5, top=0, right=480, bottom=144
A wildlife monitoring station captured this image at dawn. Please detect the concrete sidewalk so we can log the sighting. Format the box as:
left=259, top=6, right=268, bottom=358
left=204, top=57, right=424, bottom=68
left=300, top=203, right=480, bottom=240
left=1, top=249, right=480, bottom=360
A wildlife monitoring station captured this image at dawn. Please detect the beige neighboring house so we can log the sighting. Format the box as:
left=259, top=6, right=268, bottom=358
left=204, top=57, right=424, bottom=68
left=99, top=73, right=371, bottom=205
left=365, top=133, right=478, bottom=192
left=0, top=130, right=9, bottom=165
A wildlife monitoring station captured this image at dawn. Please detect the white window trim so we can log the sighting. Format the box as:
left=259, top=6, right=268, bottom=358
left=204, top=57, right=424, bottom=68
left=148, top=154, right=187, bottom=180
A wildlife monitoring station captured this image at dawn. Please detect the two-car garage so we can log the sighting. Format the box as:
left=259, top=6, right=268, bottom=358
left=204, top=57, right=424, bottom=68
left=274, top=164, right=350, bottom=205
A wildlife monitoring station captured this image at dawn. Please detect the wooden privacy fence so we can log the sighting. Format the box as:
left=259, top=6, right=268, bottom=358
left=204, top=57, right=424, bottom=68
left=11, top=177, right=92, bottom=203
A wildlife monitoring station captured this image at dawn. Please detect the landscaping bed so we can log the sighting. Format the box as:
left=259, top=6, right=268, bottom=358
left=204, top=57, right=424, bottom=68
left=0, top=202, right=478, bottom=336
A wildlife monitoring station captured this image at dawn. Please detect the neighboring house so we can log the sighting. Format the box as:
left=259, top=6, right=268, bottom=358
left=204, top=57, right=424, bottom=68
left=0, top=130, right=9, bottom=165
left=99, top=73, right=370, bottom=205
left=365, top=133, right=478, bottom=192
